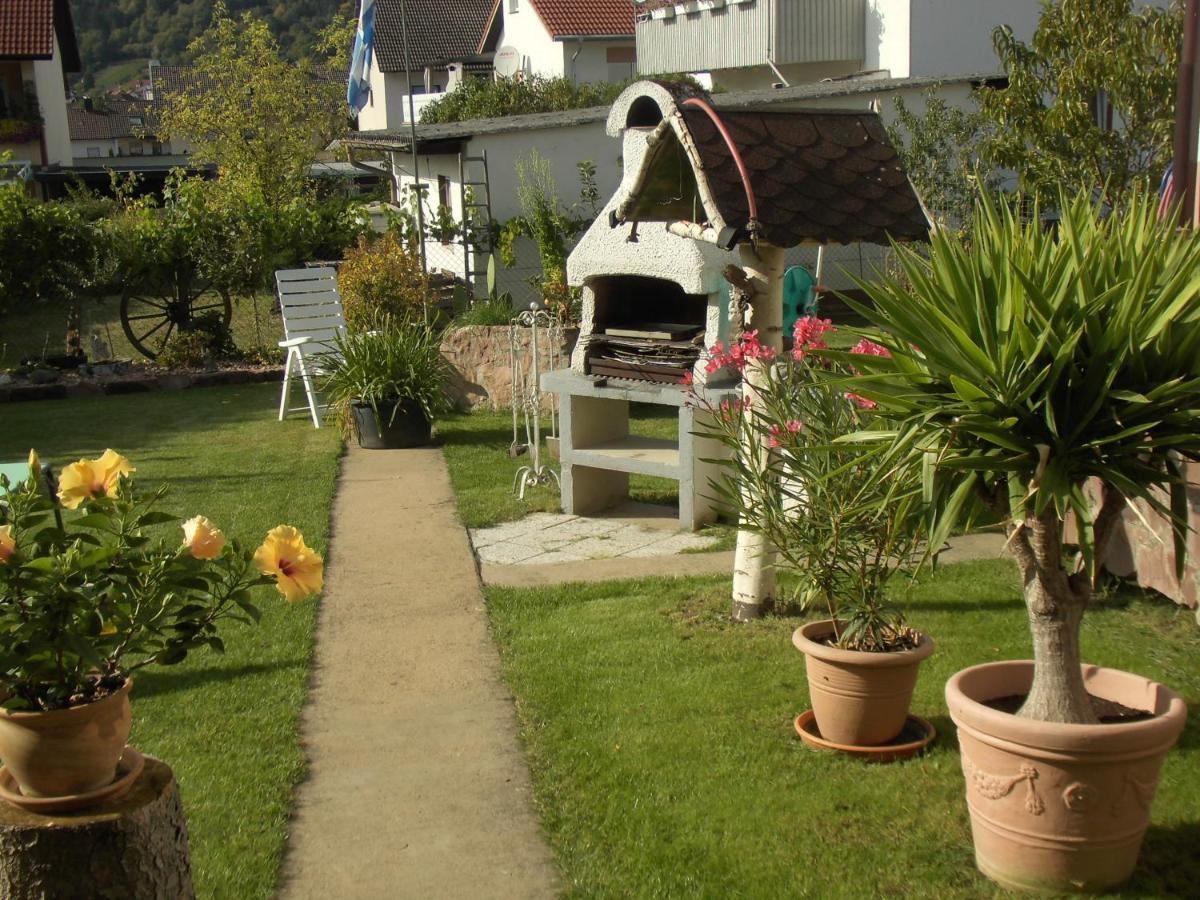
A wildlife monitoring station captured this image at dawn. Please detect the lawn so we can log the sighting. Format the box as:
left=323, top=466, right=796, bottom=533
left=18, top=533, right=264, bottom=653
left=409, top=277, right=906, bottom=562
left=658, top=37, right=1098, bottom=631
left=485, top=561, right=1200, bottom=898
left=0, top=384, right=341, bottom=898
left=438, top=404, right=736, bottom=547
left=0, top=293, right=280, bottom=366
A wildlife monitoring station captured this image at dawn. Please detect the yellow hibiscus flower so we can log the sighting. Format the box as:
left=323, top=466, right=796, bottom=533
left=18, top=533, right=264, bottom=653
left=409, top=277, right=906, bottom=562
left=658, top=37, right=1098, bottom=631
left=181, top=515, right=226, bottom=560
left=57, top=449, right=135, bottom=510
left=253, top=525, right=324, bottom=602
left=0, top=524, right=14, bottom=564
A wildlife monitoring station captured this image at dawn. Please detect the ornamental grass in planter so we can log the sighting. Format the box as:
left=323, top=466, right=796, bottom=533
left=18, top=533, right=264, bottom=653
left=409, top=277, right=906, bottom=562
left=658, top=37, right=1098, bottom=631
left=842, top=190, right=1195, bottom=892
left=0, top=450, right=322, bottom=809
left=698, top=326, right=934, bottom=748
left=318, top=315, right=451, bottom=449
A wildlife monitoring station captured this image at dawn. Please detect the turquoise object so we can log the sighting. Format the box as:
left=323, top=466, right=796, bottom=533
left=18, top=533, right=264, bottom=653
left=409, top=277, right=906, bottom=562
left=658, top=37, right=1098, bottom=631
left=0, top=462, right=29, bottom=488
left=782, top=265, right=818, bottom=337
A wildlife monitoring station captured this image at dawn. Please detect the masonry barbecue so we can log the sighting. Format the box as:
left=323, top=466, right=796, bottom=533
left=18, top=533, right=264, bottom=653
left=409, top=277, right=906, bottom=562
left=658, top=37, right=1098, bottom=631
left=542, top=80, right=929, bottom=529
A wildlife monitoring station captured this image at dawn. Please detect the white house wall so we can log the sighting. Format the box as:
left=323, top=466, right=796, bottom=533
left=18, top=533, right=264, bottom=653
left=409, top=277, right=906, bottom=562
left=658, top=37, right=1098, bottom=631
left=569, top=41, right=636, bottom=84
left=31, top=35, right=71, bottom=166
left=906, top=0, right=1041, bottom=78
left=497, top=2, right=565, bottom=78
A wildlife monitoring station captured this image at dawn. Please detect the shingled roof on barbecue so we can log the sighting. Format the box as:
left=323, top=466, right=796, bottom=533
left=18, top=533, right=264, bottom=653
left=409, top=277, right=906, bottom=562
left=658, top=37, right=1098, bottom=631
left=612, top=80, right=930, bottom=247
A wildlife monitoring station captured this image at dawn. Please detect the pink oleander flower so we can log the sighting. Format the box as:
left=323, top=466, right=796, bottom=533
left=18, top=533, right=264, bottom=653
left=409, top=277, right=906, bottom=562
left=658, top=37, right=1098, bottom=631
left=849, top=338, right=891, bottom=358
left=680, top=371, right=694, bottom=387
left=786, top=419, right=802, bottom=433
left=792, top=316, right=834, bottom=361
left=846, top=392, right=878, bottom=410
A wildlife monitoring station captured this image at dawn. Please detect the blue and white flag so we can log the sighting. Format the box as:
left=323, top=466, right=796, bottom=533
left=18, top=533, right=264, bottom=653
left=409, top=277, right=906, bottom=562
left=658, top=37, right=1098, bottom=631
left=347, top=0, right=376, bottom=114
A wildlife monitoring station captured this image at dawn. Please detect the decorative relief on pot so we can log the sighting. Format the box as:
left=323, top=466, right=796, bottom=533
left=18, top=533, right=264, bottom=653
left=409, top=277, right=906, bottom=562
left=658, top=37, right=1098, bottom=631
left=1110, top=773, right=1157, bottom=816
left=1062, top=781, right=1100, bottom=813
left=961, top=752, right=1045, bottom=815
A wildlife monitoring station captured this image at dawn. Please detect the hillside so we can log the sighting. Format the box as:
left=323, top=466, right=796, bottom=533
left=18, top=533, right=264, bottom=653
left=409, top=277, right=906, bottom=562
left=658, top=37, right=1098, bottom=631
left=72, top=0, right=353, bottom=85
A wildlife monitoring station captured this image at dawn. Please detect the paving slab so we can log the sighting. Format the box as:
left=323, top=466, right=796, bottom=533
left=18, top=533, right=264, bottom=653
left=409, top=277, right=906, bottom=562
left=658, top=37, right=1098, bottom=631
left=279, top=446, right=559, bottom=900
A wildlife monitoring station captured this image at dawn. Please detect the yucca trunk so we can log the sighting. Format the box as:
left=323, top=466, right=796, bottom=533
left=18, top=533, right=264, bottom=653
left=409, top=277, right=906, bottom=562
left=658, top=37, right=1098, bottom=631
left=1008, top=493, right=1124, bottom=725
left=731, top=244, right=784, bottom=621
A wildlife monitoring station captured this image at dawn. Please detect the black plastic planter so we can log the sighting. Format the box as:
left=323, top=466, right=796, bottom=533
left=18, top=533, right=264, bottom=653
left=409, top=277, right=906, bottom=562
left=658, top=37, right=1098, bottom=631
left=351, top=400, right=432, bottom=449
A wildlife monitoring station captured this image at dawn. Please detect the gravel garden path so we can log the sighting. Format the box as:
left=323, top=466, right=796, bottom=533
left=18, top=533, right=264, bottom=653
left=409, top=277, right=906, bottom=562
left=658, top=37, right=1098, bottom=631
left=278, top=445, right=559, bottom=899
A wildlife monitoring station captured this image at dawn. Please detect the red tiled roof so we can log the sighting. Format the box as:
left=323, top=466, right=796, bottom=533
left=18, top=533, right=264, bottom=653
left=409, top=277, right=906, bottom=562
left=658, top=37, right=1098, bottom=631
left=0, top=0, right=55, bottom=58
left=528, top=0, right=635, bottom=39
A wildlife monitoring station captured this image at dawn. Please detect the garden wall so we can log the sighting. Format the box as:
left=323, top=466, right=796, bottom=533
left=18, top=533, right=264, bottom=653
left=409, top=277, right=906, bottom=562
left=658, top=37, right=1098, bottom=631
left=441, top=325, right=577, bottom=410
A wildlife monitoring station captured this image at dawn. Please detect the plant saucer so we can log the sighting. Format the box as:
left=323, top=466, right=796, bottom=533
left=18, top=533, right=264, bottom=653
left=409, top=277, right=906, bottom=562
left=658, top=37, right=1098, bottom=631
left=0, top=746, right=145, bottom=814
left=793, top=711, right=936, bottom=763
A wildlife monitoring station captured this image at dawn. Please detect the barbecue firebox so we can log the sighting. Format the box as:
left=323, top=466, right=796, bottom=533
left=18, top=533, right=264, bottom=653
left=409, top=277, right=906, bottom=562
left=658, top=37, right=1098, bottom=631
left=542, top=79, right=929, bottom=529
left=583, top=276, right=707, bottom=384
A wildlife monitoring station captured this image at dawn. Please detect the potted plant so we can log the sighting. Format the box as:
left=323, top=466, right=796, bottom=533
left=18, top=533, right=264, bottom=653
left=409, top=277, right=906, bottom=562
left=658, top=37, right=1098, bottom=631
left=319, top=315, right=451, bottom=449
left=699, top=324, right=934, bottom=748
left=845, top=191, right=1193, bottom=891
left=0, top=449, right=323, bottom=809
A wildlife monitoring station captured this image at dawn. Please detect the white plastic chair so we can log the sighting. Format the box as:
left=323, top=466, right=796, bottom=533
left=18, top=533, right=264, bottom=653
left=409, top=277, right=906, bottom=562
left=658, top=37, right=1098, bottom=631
left=275, top=267, right=346, bottom=428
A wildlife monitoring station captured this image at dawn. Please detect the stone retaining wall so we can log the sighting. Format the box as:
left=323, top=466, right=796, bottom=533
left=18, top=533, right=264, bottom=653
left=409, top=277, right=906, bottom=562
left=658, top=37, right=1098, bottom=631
left=441, top=325, right=578, bottom=410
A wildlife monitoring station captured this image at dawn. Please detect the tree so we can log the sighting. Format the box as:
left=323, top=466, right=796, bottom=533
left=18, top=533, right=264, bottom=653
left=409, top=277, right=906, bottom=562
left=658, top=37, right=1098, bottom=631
left=156, top=2, right=349, bottom=212
left=888, top=90, right=992, bottom=234
left=846, top=190, right=1200, bottom=724
left=978, top=0, right=1182, bottom=206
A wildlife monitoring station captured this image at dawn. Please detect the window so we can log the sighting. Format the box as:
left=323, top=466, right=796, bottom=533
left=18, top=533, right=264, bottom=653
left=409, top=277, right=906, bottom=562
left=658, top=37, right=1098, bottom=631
left=606, top=46, right=636, bottom=83
left=436, top=175, right=453, bottom=243
left=509, top=0, right=518, bottom=12
left=87, top=146, right=101, bottom=158
left=0, top=83, right=9, bottom=118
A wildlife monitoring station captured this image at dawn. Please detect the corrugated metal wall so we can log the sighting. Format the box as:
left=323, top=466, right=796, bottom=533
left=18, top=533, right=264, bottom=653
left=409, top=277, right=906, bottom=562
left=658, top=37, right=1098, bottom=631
left=635, top=0, right=864, bottom=74
left=637, top=2, right=771, bottom=74
left=773, top=0, right=865, bottom=64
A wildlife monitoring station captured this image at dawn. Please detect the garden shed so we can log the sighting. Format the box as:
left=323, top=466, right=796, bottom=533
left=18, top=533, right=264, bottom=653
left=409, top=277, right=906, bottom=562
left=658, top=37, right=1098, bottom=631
left=544, top=79, right=930, bottom=528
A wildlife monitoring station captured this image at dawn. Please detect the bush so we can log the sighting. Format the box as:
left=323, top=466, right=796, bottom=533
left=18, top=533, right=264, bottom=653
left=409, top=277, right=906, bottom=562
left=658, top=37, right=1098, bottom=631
left=420, top=75, right=624, bottom=124
left=453, top=294, right=515, bottom=327
left=0, top=186, right=93, bottom=315
left=337, top=233, right=430, bottom=330
left=156, top=311, right=238, bottom=368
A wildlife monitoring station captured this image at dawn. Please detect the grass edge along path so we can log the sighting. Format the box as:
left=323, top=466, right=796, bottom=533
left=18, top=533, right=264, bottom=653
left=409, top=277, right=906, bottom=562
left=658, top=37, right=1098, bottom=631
left=484, top=560, right=1200, bottom=899
left=0, top=384, right=342, bottom=899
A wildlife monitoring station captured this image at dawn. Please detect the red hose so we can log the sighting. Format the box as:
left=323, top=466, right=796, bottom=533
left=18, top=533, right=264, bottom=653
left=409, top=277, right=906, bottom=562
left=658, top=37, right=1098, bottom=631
left=681, top=96, right=759, bottom=226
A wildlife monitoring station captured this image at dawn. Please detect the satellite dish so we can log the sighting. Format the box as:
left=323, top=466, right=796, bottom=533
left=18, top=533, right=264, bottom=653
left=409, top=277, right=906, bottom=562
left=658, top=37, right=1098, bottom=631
left=494, top=45, right=521, bottom=79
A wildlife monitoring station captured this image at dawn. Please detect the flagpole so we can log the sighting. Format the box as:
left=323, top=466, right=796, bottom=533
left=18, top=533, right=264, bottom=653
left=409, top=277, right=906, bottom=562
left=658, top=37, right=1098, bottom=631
left=398, top=0, right=428, bottom=290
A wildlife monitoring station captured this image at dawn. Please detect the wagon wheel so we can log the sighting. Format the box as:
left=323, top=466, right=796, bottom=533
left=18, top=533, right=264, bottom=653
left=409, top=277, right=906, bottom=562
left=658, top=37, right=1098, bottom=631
left=120, top=269, right=233, bottom=360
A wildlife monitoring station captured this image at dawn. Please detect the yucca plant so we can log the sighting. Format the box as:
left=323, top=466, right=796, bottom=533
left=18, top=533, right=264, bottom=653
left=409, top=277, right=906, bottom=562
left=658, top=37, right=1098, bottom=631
left=317, top=315, right=451, bottom=437
left=841, top=189, right=1200, bottom=723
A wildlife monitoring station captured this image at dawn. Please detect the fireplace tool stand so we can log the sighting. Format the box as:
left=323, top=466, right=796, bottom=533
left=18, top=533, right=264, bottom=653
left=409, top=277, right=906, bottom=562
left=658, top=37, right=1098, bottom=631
left=510, top=304, right=562, bottom=499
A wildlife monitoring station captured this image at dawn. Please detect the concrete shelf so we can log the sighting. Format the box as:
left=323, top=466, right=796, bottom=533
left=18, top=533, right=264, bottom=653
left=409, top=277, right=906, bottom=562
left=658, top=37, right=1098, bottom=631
left=571, top=436, right=683, bottom=478
left=541, top=368, right=737, bottom=530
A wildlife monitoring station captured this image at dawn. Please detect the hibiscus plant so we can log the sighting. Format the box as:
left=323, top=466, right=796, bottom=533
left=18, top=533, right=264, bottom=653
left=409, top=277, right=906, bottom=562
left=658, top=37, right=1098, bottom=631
left=697, top=323, right=928, bottom=651
left=843, top=189, right=1200, bottom=723
left=0, top=449, right=324, bottom=711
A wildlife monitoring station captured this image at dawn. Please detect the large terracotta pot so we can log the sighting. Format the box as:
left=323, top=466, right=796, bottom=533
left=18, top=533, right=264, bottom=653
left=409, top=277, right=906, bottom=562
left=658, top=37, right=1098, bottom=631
left=0, top=679, right=132, bottom=798
left=946, top=661, right=1187, bottom=893
left=793, top=620, right=934, bottom=746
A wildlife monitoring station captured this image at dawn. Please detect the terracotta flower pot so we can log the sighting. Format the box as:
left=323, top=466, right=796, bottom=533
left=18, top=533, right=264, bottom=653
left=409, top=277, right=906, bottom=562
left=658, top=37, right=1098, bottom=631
left=0, top=679, right=132, bottom=799
left=792, top=620, right=934, bottom=746
left=946, top=661, right=1187, bottom=893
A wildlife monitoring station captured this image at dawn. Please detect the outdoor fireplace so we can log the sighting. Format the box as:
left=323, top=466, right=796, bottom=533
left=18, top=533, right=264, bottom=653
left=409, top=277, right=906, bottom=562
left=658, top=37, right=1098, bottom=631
left=542, top=79, right=928, bottom=530
left=581, top=276, right=708, bottom=384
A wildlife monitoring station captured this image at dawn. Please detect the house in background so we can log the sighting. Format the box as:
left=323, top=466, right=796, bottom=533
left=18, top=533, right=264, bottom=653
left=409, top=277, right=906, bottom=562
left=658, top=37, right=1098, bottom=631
left=478, top=0, right=636, bottom=83
left=0, top=0, right=80, bottom=190
left=634, top=0, right=1042, bottom=90
left=68, top=97, right=172, bottom=162
left=356, top=0, right=495, bottom=131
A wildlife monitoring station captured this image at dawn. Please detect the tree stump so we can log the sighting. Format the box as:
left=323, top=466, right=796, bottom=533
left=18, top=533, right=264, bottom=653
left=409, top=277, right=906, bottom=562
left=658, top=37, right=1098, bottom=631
left=0, top=756, right=194, bottom=899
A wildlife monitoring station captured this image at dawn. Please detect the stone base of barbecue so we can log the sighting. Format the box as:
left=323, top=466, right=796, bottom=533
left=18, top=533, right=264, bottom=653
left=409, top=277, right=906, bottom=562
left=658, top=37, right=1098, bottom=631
left=541, top=369, right=737, bottom=531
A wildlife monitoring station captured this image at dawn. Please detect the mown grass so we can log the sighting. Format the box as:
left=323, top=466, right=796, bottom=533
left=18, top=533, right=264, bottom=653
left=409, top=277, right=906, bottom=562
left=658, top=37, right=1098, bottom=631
left=0, top=384, right=341, bottom=898
left=438, top=404, right=735, bottom=547
left=0, top=293, right=281, bottom=367
left=485, top=560, right=1200, bottom=898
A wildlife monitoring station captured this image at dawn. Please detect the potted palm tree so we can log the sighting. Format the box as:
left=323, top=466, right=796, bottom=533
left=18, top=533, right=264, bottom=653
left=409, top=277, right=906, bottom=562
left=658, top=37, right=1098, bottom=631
left=699, top=325, right=934, bottom=749
left=319, top=315, right=451, bottom=449
left=844, top=190, right=1194, bottom=892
